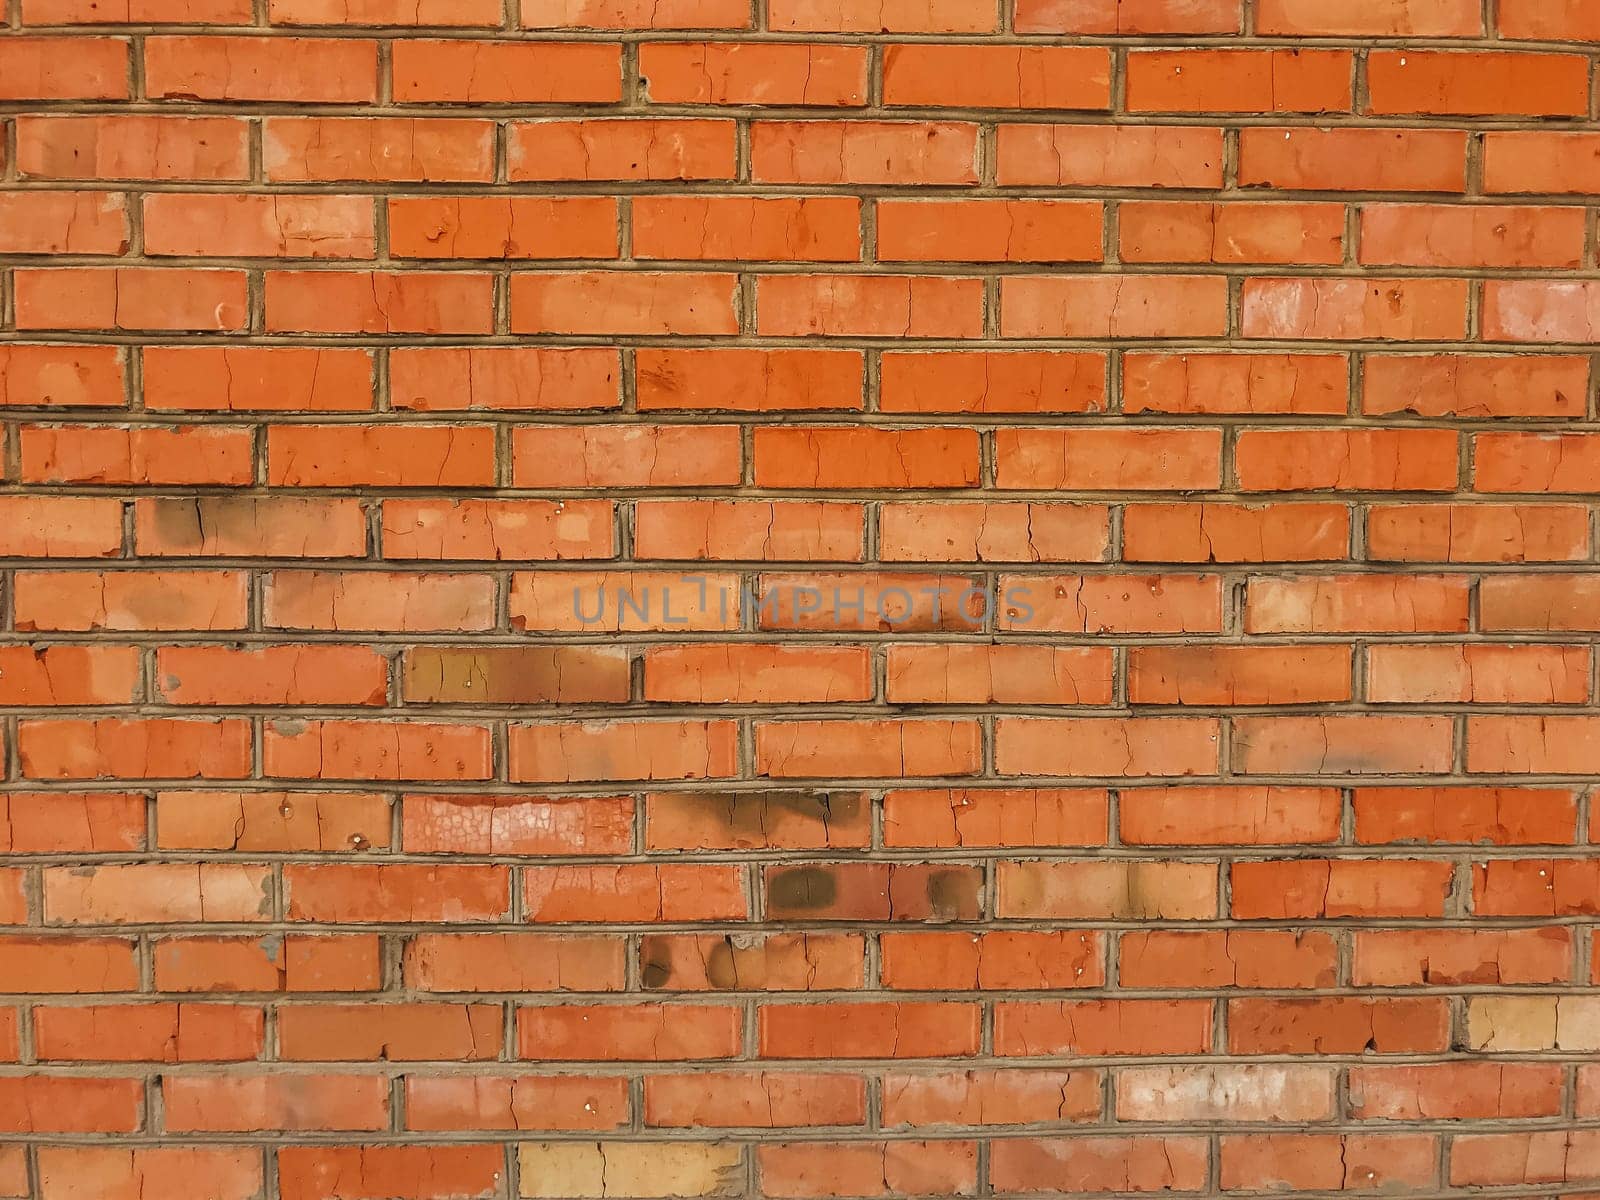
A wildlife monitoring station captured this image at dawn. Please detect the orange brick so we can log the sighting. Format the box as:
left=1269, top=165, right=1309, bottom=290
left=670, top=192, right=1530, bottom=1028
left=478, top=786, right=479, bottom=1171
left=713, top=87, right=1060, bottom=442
left=878, top=200, right=1102, bottom=263
left=1127, top=50, right=1351, bottom=113
left=998, top=124, right=1223, bottom=187
left=265, top=117, right=495, bottom=182
left=640, top=42, right=866, bottom=105
left=1120, top=201, right=1344, bottom=265
left=1368, top=51, right=1589, bottom=117
left=633, top=197, right=860, bottom=262
left=883, top=45, right=1111, bottom=109
left=387, top=196, right=618, bottom=260
left=16, top=115, right=250, bottom=181
left=393, top=40, right=622, bottom=102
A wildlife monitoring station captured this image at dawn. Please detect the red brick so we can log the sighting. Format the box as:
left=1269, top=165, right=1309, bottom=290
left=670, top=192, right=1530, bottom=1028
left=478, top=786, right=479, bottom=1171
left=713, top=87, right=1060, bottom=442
left=1500, top=0, right=1600, bottom=37
left=518, top=1003, right=741, bottom=1061
left=1121, top=201, right=1344, bottom=265
left=509, top=118, right=736, bottom=181
left=145, top=36, right=376, bottom=101
left=163, top=1074, right=388, bottom=1132
left=882, top=351, right=1106, bottom=414
left=265, top=571, right=494, bottom=631
left=514, top=271, right=738, bottom=335
left=35, top=1148, right=261, bottom=1200
left=1228, top=997, right=1450, bottom=1054
left=760, top=1002, right=979, bottom=1059
left=0, top=794, right=144, bottom=855
left=1484, top=281, right=1600, bottom=343
left=1354, top=787, right=1579, bottom=845
left=995, top=574, right=1223, bottom=634
left=0, top=1078, right=143, bottom=1133
left=1129, top=646, right=1352, bottom=706
left=998, top=124, right=1223, bottom=187
left=759, top=274, right=983, bottom=337
left=759, top=1141, right=977, bottom=1198
left=756, top=720, right=981, bottom=779
left=1239, top=128, right=1467, bottom=192
left=16, top=268, right=247, bottom=332
left=884, top=45, right=1110, bottom=109
left=880, top=502, right=1109, bottom=562
left=0, top=645, right=140, bottom=706
left=286, top=865, right=509, bottom=923
left=641, top=42, right=866, bottom=106
left=998, top=861, right=1219, bottom=920
left=264, top=719, right=493, bottom=782
left=990, top=1137, right=1209, bottom=1194
left=265, top=117, right=495, bottom=182
left=1256, top=0, right=1481, bottom=34
left=881, top=931, right=1103, bottom=990
left=755, top=427, right=979, bottom=488
left=24, top=0, right=250, bottom=18
left=1014, top=0, right=1239, bottom=33
left=1232, top=859, right=1453, bottom=918
left=633, top=197, right=860, bottom=262
left=391, top=348, right=618, bottom=412
left=16, top=115, right=250, bottom=181
left=1370, top=504, right=1589, bottom=563
left=882, top=1068, right=1102, bottom=1126
left=1127, top=50, right=1351, bottom=113
left=0, top=192, right=127, bottom=255
left=265, top=272, right=494, bottom=334
left=882, top=789, right=1108, bottom=849
left=1247, top=575, right=1471, bottom=633
left=35, top=1003, right=263, bottom=1062
left=1220, top=1134, right=1438, bottom=1192
left=510, top=720, right=738, bottom=783
left=267, top=425, right=494, bottom=488
left=21, top=718, right=251, bottom=781
left=878, top=200, right=1102, bottom=263
left=144, top=347, right=374, bottom=412
left=1368, top=51, right=1588, bottom=117
left=277, top=1147, right=505, bottom=1200
left=1123, top=353, right=1347, bottom=415
left=1482, top=574, right=1600, bottom=632
left=1123, top=503, right=1349, bottom=563
left=997, top=428, right=1221, bottom=490
left=1121, top=786, right=1341, bottom=844
left=21, top=426, right=252, bottom=486
left=405, top=1074, right=629, bottom=1132
left=1119, top=930, right=1337, bottom=989
left=0, top=345, right=125, bottom=409
left=387, top=197, right=618, bottom=260
left=0, top=37, right=128, bottom=100
left=645, top=1073, right=864, bottom=1128
left=522, top=0, right=749, bottom=27
left=753, top=121, right=979, bottom=185
left=1232, top=715, right=1454, bottom=775
left=1236, top=429, right=1458, bottom=491
left=382, top=499, right=614, bottom=561
left=1361, top=204, right=1585, bottom=269
left=1368, top=643, right=1588, bottom=704
left=0, top=937, right=138, bottom=993
left=996, top=999, right=1213, bottom=1056
left=393, top=40, right=621, bottom=102
left=1353, top=928, right=1572, bottom=986
left=1003, top=275, right=1229, bottom=338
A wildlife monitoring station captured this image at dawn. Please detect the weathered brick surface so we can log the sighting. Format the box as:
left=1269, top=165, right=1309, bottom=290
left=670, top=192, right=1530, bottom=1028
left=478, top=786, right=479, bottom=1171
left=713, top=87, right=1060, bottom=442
left=1, top=0, right=1599, bottom=1195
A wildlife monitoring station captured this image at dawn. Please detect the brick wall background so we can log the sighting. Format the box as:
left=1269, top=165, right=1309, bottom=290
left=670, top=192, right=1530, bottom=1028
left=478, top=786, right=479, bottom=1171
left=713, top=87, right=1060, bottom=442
left=2, top=0, right=1600, bottom=1195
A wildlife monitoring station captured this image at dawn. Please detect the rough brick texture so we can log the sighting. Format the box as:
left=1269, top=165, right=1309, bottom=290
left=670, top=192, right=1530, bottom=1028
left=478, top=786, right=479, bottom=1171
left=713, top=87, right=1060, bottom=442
left=1, top=0, right=1599, bottom=1197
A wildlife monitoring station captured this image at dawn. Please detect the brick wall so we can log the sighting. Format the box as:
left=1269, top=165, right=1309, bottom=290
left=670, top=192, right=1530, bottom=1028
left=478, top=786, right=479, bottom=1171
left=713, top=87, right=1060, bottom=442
left=2, top=0, right=1599, bottom=1196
